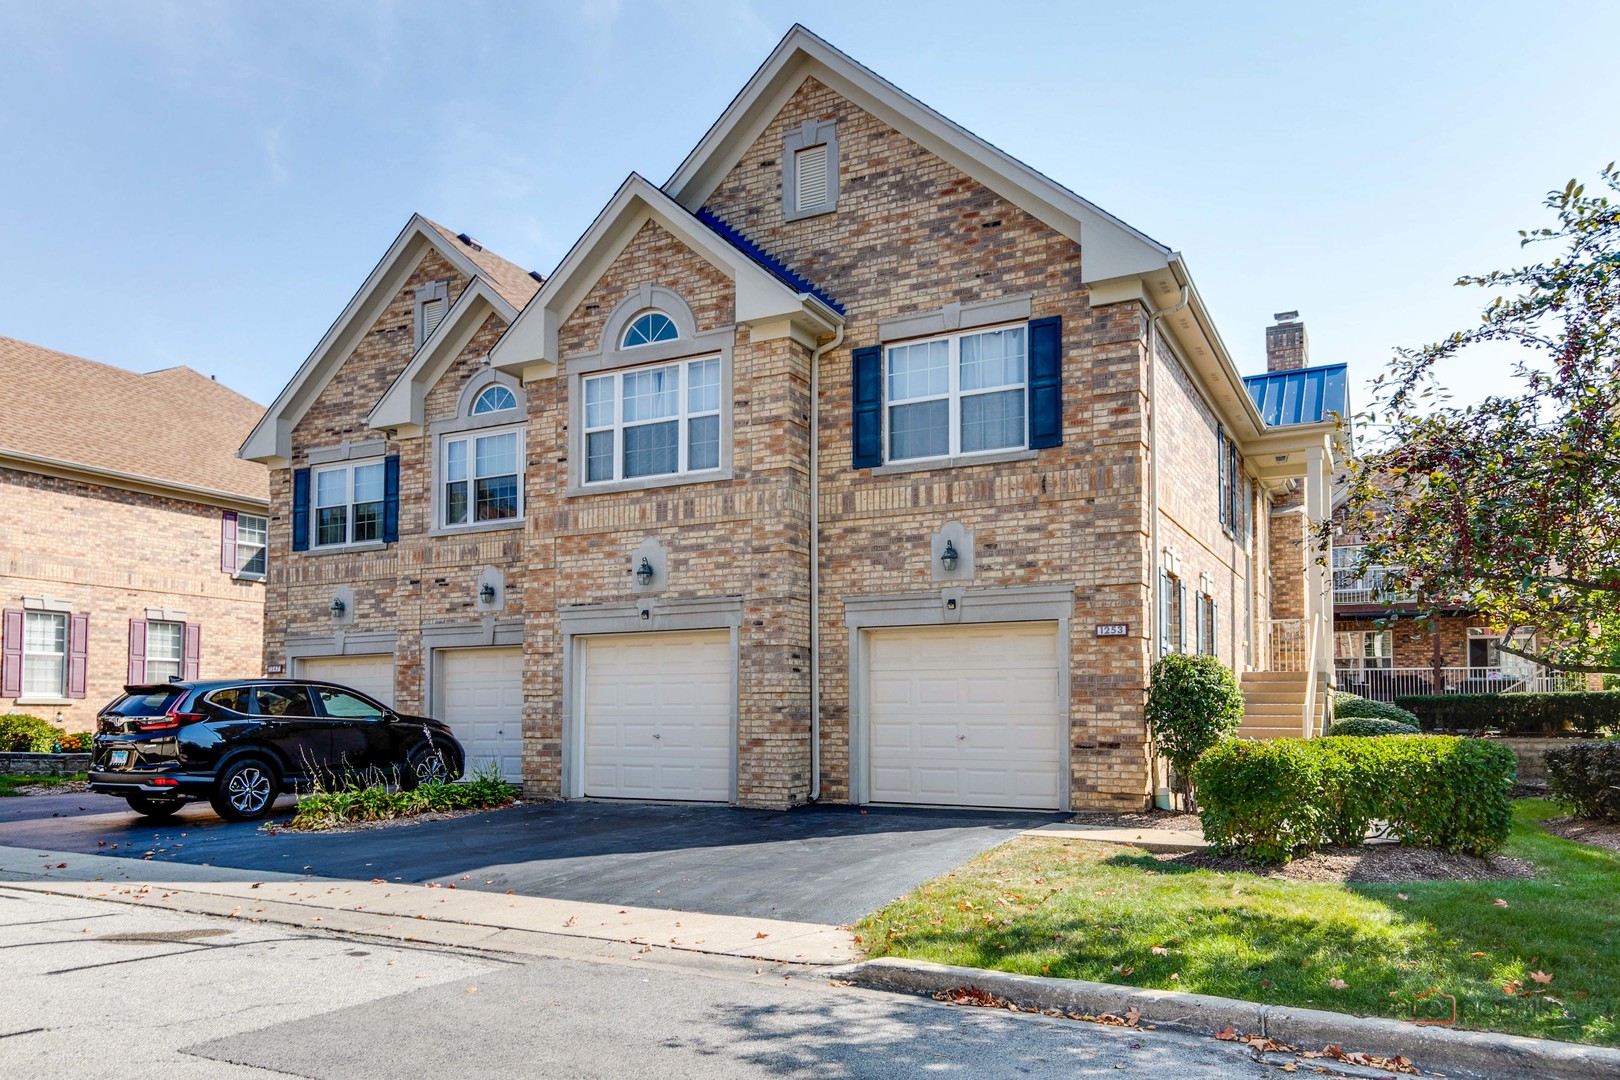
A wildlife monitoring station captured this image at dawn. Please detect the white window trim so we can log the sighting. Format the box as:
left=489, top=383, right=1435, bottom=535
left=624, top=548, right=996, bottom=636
left=312, top=459, right=387, bottom=550
left=581, top=355, right=724, bottom=488
left=21, top=610, right=67, bottom=698
left=434, top=423, right=526, bottom=534
left=783, top=118, right=839, bottom=221
left=621, top=310, right=679, bottom=350
left=883, top=323, right=1028, bottom=466
left=236, top=513, right=268, bottom=580
left=145, top=619, right=185, bottom=683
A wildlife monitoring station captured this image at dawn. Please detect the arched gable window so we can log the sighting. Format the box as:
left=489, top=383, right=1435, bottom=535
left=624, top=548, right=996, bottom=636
left=472, top=384, right=518, bottom=414
left=622, top=311, right=678, bottom=348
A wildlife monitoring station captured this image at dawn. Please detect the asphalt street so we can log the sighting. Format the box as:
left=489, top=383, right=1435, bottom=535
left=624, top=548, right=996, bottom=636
left=0, top=888, right=1275, bottom=1080
left=0, top=792, right=1054, bottom=924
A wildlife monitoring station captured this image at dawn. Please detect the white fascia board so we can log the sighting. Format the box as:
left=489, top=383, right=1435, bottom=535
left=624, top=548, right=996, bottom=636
left=489, top=174, right=834, bottom=378
left=367, top=278, right=518, bottom=433
left=239, top=214, right=489, bottom=463
left=662, top=25, right=1173, bottom=284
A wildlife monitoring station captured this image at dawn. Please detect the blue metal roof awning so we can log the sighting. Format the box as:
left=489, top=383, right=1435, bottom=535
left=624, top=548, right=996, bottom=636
left=1243, top=363, right=1349, bottom=427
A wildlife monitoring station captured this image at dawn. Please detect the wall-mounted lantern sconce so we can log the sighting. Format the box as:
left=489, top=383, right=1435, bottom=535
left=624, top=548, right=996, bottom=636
left=635, top=557, right=655, bottom=587
left=939, top=541, right=960, bottom=573
left=479, top=582, right=497, bottom=605
left=330, top=597, right=346, bottom=618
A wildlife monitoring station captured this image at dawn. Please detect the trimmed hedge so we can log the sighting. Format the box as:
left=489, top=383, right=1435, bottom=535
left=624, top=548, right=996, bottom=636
left=1545, top=740, right=1620, bottom=821
left=1395, top=692, right=1620, bottom=736
left=1192, top=735, right=1515, bottom=863
left=1333, top=695, right=1420, bottom=727
left=1325, top=716, right=1421, bottom=737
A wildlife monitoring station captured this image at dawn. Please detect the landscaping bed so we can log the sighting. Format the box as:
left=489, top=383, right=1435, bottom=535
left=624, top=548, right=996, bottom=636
left=1065, top=809, right=1202, bottom=833
left=0, top=773, right=88, bottom=797
left=857, top=800, right=1620, bottom=1045
left=1157, top=844, right=1535, bottom=883
left=1541, top=816, right=1620, bottom=855
left=281, top=770, right=519, bottom=832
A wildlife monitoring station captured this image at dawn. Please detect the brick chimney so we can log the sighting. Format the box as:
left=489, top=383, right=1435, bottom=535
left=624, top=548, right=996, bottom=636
left=1265, top=310, right=1309, bottom=372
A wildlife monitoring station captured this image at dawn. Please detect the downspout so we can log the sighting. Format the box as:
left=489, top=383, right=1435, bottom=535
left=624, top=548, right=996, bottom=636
left=808, top=320, right=844, bottom=802
left=1145, top=283, right=1189, bottom=803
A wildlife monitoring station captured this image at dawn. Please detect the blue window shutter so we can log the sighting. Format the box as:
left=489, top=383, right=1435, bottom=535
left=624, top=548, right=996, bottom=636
left=383, top=455, right=401, bottom=543
left=851, top=345, right=883, bottom=469
left=1216, top=423, right=1227, bottom=527
left=1027, top=316, right=1063, bottom=449
left=291, top=468, right=311, bottom=552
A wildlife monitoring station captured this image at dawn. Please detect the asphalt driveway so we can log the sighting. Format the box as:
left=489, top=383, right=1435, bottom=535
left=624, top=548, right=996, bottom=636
left=0, top=791, right=1056, bottom=924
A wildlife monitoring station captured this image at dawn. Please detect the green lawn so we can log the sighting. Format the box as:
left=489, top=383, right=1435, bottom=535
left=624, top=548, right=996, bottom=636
left=857, top=800, right=1619, bottom=1045
left=0, top=773, right=86, bottom=796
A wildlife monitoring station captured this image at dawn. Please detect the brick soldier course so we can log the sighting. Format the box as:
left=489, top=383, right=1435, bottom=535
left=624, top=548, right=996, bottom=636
left=246, top=26, right=1342, bottom=811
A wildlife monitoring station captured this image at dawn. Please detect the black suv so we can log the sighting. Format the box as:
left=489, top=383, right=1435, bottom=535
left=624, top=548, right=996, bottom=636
left=88, top=680, right=465, bottom=821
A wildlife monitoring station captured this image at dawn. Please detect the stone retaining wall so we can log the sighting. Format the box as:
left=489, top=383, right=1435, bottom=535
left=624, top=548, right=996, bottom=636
left=0, top=752, right=90, bottom=777
left=1494, top=736, right=1566, bottom=784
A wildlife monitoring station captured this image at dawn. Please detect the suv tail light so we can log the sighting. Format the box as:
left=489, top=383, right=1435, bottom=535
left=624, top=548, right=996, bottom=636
left=135, top=709, right=205, bottom=732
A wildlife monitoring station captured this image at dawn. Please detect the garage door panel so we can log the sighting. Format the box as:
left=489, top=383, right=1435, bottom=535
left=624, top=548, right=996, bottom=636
left=868, top=623, right=1063, bottom=811
left=296, top=655, right=395, bottom=709
left=440, top=647, right=523, bottom=784
left=583, top=630, right=732, bottom=802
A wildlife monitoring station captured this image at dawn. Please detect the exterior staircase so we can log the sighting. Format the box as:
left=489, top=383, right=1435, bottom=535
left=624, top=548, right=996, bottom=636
left=1239, top=670, right=1328, bottom=739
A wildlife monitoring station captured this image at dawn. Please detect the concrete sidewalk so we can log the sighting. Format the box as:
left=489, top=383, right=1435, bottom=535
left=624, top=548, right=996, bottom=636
left=1021, top=822, right=1210, bottom=851
left=0, top=842, right=855, bottom=966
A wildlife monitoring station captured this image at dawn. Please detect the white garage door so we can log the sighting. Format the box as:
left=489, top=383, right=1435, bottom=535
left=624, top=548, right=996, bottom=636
left=296, top=654, right=395, bottom=709
left=439, top=647, right=524, bottom=783
left=582, top=630, right=732, bottom=802
left=867, top=622, right=1064, bottom=810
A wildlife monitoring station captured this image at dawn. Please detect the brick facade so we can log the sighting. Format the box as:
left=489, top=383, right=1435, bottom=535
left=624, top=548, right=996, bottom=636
left=2, top=466, right=264, bottom=731
left=261, top=59, right=1307, bottom=813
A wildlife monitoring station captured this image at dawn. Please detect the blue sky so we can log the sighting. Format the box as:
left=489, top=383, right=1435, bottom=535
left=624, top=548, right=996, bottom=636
left=2, top=1, right=1615, bottom=412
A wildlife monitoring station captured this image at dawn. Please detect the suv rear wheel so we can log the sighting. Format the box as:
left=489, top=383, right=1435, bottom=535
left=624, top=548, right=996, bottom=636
left=210, top=757, right=280, bottom=821
left=125, top=795, right=183, bottom=820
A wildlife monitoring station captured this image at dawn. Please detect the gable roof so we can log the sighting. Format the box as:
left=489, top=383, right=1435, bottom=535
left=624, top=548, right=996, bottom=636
left=367, top=276, right=521, bottom=436
left=240, top=214, right=538, bottom=465
left=421, top=217, right=541, bottom=310
left=663, top=24, right=1174, bottom=285
left=1244, top=363, right=1350, bottom=427
left=488, top=174, right=841, bottom=378
left=0, top=335, right=267, bottom=506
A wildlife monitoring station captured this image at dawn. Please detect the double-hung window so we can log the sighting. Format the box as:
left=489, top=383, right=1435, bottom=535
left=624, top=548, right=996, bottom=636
left=314, top=461, right=385, bottom=547
left=582, top=356, right=721, bottom=484
left=236, top=514, right=268, bottom=577
left=145, top=620, right=184, bottom=682
left=441, top=428, right=522, bottom=527
left=22, top=611, right=67, bottom=696
left=886, top=325, right=1026, bottom=463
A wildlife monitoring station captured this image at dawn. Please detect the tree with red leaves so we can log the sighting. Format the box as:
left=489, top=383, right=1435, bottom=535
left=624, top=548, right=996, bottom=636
left=1337, top=165, right=1620, bottom=674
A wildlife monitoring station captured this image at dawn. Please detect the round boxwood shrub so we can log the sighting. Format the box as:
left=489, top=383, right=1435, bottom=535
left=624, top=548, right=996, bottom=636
left=1333, top=695, right=1421, bottom=727
left=1145, top=654, right=1245, bottom=809
left=1326, top=716, right=1421, bottom=737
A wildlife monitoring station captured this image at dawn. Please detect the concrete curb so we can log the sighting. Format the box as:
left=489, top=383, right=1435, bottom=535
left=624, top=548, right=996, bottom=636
left=841, top=957, right=1620, bottom=1080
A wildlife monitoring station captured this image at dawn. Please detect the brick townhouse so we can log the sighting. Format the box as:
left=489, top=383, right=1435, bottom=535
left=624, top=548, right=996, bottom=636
left=0, top=336, right=268, bottom=731
left=242, top=26, right=1346, bottom=810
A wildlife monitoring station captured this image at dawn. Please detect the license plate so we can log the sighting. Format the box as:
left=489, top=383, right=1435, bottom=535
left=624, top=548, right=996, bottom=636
left=109, top=750, right=129, bottom=767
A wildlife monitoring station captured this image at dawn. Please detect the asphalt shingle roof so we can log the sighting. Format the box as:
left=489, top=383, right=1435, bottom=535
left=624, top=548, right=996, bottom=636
left=0, top=335, right=268, bottom=502
left=421, top=218, right=541, bottom=310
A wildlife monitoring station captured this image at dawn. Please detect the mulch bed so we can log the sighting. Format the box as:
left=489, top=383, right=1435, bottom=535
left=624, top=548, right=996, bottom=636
left=1154, top=845, right=1536, bottom=883
left=267, top=799, right=522, bottom=834
left=1541, top=815, right=1620, bottom=854
left=8, top=780, right=90, bottom=796
left=1066, top=809, right=1203, bottom=833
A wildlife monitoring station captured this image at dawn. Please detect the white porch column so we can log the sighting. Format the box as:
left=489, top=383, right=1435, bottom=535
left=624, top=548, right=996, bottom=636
left=1302, top=444, right=1333, bottom=682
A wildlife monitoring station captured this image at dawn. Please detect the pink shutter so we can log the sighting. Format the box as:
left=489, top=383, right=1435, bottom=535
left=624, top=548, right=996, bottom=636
left=220, top=511, right=238, bottom=574
left=183, top=623, right=201, bottom=680
left=127, top=619, right=147, bottom=684
left=1, top=609, right=22, bottom=697
left=67, top=613, right=89, bottom=698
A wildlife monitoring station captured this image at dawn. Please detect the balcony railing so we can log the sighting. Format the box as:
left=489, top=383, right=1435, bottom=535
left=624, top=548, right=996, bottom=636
left=1268, top=618, right=1308, bottom=672
left=1333, top=664, right=1591, bottom=703
left=1332, top=546, right=1415, bottom=605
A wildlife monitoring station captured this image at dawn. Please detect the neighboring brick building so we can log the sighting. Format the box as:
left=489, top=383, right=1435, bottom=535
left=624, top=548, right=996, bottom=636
left=244, top=26, right=1344, bottom=810
left=0, top=337, right=268, bottom=732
